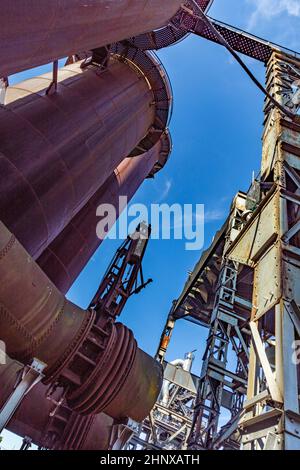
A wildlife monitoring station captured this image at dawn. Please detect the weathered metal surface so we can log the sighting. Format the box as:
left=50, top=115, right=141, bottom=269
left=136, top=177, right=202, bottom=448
left=103, top=348, right=163, bottom=422
left=111, top=44, right=173, bottom=156
left=1, top=350, right=161, bottom=448
left=190, top=17, right=275, bottom=63
left=173, top=193, right=248, bottom=331
left=0, top=221, right=162, bottom=430
left=234, top=52, right=300, bottom=450
left=3, top=378, right=115, bottom=449
left=0, top=55, right=157, bottom=259
left=188, top=258, right=250, bottom=450
left=163, top=362, right=199, bottom=394
left=178, top=51, right=300, bottom=450
left=0, top=359, right=46, bottom=433
left=0, top=220, right=94, bottom=366
left=252, top=243, right=281, bottom=321
left=228, top=190, right=279, bottom=266
left=0, top=357, right=24, bottom=410
left=88, top=222, right=152, bottom=321
left=2, top=350, right=161, bottom=448
left=0, top=0, right=183, bottom=77
left=37, top=132, right=171, bottom=294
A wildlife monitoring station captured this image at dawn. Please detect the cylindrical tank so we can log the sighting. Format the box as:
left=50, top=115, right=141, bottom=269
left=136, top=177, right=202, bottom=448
left=0, top=221, right=162, bottom=421
left=37, top=132, right=171, bottom=293
left=0, top=0, right=183, bottom=78
left=0, top=58, right=156, bottom=259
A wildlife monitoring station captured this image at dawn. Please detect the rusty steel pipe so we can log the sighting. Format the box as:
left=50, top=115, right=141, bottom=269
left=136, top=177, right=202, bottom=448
left=0, top=56, right=157, bottom=259
left=0, top=0, right=184, bottom=78
left=0, top=222, right=162, bottom=421
left=0, top=220, right=94, bottom=366
left=37, top=131, right=172, bottom=293
left=0, top=355, right=160, bottom=449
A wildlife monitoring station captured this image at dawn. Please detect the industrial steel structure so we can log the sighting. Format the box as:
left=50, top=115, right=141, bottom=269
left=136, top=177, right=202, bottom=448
left=130, top=0, right=300, bottom=452
left=152, top=21, right=300, bottom=449
left=0, top=0, right=300, bottom=451
left=126, top=352, right=198, bottom=450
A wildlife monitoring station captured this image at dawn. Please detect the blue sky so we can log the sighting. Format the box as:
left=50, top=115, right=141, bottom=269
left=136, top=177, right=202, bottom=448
left=2, top=0, right=300, bottom=449
left=68, top=0, right=300, bottom=373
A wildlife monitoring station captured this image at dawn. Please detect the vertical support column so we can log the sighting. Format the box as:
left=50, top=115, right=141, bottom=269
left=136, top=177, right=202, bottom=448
left=188, top=198, right=251, bottom=450
left=0, top=359, right=46, bottom=433
left=238, top=51, right=300, bottom=450
left=0, top=77, right=8, bottom=105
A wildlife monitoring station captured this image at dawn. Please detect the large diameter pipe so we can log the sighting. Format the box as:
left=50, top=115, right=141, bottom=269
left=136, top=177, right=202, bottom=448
left=0, top=0, right=183, bottom=78
left=0, top=58, right=155, bottom=259
left=0, top=355, right=158, bottom=449
left=0, top=220, right=93, bottom=364
left=37, top=132, right=171, bottom=293
left=0, top=221, right=162, bottom=421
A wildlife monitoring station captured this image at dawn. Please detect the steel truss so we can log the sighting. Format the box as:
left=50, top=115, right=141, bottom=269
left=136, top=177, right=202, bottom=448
left=231, top=51, right=300, bottom=450
left=188, top=260, right=249, bottom=449
left=152, top=50, right=300, bottom=451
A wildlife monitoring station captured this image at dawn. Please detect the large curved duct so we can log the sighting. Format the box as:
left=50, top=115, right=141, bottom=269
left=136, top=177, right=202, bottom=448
left=0, top=221, right=162, bottom=421
left=0, top=0, right=184, bottom=78
left=37, top=131, right=172, bottom=294
left=0, top=49, right=171, bottom=260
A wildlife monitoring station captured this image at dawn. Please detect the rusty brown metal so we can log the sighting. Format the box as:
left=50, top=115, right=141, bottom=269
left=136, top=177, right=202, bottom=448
left=0, top=220, right=162, bottom=424
left=37, top=131, right=172, bottom=294
left=0, top=220, right=94, bottom=366
left=0, top=355, right=159, bottom=449
left=104, top=347, right=163, bottom=422
left=0, top=50, right=171, bottom=260
left=0, top=370, right=115, bottom=450
left=0, top=352, right=161, bottom=449
left=0, top=0, right=183, bottom=78
left=3, top=354, right=161, bottom=449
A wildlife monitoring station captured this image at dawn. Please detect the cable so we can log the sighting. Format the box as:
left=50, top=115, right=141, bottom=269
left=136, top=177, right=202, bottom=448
left=189, top=0, right=296, bottom=120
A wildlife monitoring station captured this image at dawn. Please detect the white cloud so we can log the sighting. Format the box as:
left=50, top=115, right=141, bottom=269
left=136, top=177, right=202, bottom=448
left=248, top=0, right=300, bottom=28
left=205, top=208, right=227, bottom=222
left=194, top=208, right=226, bottom=223
left=155, top=179, right=172, bottom=203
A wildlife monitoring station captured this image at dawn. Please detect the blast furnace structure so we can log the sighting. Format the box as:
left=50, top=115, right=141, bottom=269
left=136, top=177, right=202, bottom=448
left=1, top=0, right=300, bottom=451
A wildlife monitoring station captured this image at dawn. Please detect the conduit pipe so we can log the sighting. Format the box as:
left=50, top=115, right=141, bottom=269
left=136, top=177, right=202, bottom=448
left=0, top=221, right=162, bottom=421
